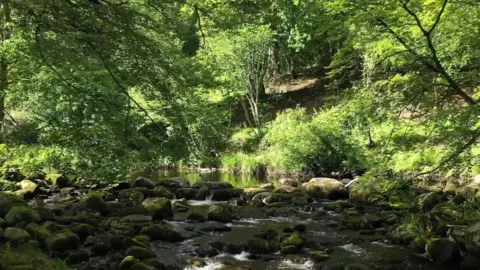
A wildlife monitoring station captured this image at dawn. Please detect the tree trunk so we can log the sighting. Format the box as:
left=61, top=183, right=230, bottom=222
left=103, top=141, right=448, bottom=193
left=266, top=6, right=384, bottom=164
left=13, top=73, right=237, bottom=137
left=0, top=0, right=11, bottom=141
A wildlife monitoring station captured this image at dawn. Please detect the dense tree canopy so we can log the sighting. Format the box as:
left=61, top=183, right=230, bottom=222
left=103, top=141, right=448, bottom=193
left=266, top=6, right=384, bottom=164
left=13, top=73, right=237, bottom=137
left=0, top=0, right=478, bottom=179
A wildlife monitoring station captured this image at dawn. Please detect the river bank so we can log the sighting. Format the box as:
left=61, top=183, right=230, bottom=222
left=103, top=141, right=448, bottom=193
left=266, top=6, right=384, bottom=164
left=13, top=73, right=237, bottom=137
left=0, top=169, right=479, bottom=269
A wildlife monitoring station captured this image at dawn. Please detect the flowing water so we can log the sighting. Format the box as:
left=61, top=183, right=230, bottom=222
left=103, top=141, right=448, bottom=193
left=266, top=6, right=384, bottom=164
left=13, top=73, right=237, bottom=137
left=126, top=170, right=454, bottom=270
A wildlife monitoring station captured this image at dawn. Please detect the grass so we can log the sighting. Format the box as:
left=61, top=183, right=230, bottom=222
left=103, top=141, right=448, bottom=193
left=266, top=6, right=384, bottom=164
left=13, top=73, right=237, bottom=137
left=0, top=243, right=71, bottom=270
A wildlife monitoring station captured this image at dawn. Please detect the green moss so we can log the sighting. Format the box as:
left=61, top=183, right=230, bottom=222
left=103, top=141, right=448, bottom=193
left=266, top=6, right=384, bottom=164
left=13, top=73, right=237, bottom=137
left=5, top=206, right=41, bottom=225
left=0, top=243, right=71, bottom=270
left=45, top=231, right=80, bottom=251
left=26, top=223, right=51, bottom=241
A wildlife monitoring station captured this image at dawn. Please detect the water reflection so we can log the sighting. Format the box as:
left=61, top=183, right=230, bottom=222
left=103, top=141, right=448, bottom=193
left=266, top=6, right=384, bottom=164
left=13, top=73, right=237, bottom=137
left=132, top=169, right=270, bottom=188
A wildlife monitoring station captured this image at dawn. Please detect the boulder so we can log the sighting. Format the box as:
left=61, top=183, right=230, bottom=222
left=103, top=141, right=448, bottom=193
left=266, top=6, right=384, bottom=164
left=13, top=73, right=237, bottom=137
left=119, top=189, right=145, bottom=206
left=125, top=246, right=156, bottom=260
left=134, top=176, right=156, bottom=189
left=121, top=215, right=153, bottom=224
left=175, top=188, right=197, bottom=200
left=171, top=199, right=189, bottom=212
left=413, top=192, right=443, bottom=212
left=0, top=194, right=27, bottom=217
left=306, top=178, right=348, bottom=199
left=141, top=197, right=173, bottom=220
left=91, top=243, right=111, bottom=255
left=426, top=238, right=461, bottom=264
left=45, top=231, right=80, bottom=251
left=207, top=205, right=233, bottom=223
left=49, top=174, right=71, bottom=187
left=119, top=256, right=136, bottom=270
left=464, top=222, right=480, bottom=258
left=152, top=186, right=174, bottom=199
left=71, top=223, right=95, bottom=242
left=460, top=255, right=480, bottom=270
left=278, top=178, right=300, bottom=187
left=156, top=177, right=190, bottom=191
left=5, top=206, right=41, bottom=225
left=139, top=224, right=184, bottom=242
left=4, top=227, right=30, bottom=243
left=281, top=232, right=305, bottom=250
left=243, top=188, right=266, bottom=200
left=211, top=188, right=244, bottom=201
left=258, top=183, right=275, bottom=191
left=26, top=223, right=51, bottom=241
left=83, top=192, right=109, bottom=215
left=15, top=180, right=39, bottom=199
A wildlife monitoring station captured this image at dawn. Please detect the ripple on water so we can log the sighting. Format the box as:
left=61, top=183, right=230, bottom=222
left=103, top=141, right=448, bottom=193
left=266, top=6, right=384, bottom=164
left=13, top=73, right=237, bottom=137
left=184, top=259, right=224, bottom=270
left=277, top=259, right=315, bottom=269
left=188, top=200, right=227, bottom=206
left=339, top=244, right=364, bottom=254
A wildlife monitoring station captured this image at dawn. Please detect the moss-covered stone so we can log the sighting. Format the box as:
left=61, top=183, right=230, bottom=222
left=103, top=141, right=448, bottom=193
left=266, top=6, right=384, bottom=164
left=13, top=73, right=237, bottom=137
left=207, top=205, right=233, bottom=223
left=131, top=262, right=154, bottom=270
left=413, top=192, right=443, bottom=212
left=4, top=227, right=30, bottom=243
left=345, top=263, right=370, bottom=270
left=174, top=188, right=197, bottom=200
left=5, top=206, right=41, bottom=225
left=426, top=238, right=460, bottom=265
left=139, top=224, right=184, bottom=242
left=134, top=176, right=156, bottom=189
left=308, top=250, right=330, bottom=262
left=91, top=243, right=111, bottom=255
left=25, top=223, right=51, bottom=241
left=15, top=180, right=39, bottom=199
left=119, top=256, right=136, bottom=270
left=306, top=178, right=348, bottom=199
left=45, top=231, right=80, bottom=251
left=281, top=232, right=305, bottom=250
left=83, top=192, right=109, bottom=215
left=152, top=186, right=174, bottom=199
left=71, top=223, right=95, bottom=242
left=125, top=246, right=156, bottom=260
left=186, top=211, right=206, bottom=222
left=243, top=188, right=266, bottom=200
left=119, top=189, right=145, bottom=206
left=141, top=197, right=173, bottom=220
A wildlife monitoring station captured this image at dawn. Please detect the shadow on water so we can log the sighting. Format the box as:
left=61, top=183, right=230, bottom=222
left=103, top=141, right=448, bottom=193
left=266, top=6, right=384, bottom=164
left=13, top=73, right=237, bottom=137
left=131, top=169, right=272, bottom=188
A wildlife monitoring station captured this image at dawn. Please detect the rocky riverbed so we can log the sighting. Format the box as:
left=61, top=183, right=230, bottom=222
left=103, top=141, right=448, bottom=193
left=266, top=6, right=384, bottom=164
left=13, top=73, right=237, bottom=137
left=0, top=170, right=479, bottom=270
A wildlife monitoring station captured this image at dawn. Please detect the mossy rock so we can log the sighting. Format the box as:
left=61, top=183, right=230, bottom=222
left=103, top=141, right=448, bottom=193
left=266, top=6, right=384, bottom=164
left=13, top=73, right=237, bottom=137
left=120, top=256, right=136, bottom=270
left=426, top=238, right=461, bottom=265
left=207, top=205, right=233, bottom=223
left=413, top=192, right=443, bottom=212
left=411, top=236, right=427, bottom=252
left=306, top=178, right=348, bottom=199
left=131, top=262, right=154, bottom=270
left=152, top=186, right=174, bottom=199
left=134, top=176, right=156, bottom=189
left=91, top=243, right=111, bottom=255
left=48, top=174, right=71, bottom=187
left=71, top=223, right=95, bottom=242
left=191, top=181, right=232, bottom=190
left=4, top=227, right=31, bottom=243
left=243, top=188, right=266, bottom=200
left=25, top=223, right=51, bottom=241
left=5, top=206, right=41, bottom=225
left=139, top=224, right=184, bottom=242
left=45, top=231, right=80, bottom=251
left=110, top=206, right=150, bottom=218
left=142, top=258, right=167, bottom=269
left=83, top=192, right=109, bottom=215
left=15, top=180, right=39, bottom=199
left=280, top=245, right=298, bottom=254
left=141, top=197, right=173, bottom=220
left=119, top=189, right=145, bottom=206
left=125, top=246, right=156, bottom=260
left=388, top=224, right=416, bottom=245
left=281, top=232, right=305, bottom=249
left=175, top=188, right=197, bottom=200
left=308, top=250, right=330, bottom=262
